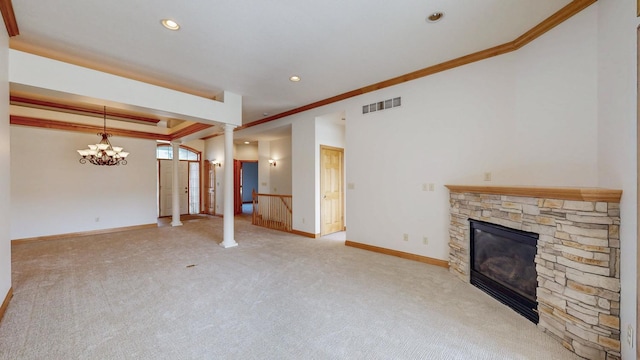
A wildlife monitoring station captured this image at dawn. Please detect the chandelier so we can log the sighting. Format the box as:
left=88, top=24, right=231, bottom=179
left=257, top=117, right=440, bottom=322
left=77, top=106, right=130, bottom=166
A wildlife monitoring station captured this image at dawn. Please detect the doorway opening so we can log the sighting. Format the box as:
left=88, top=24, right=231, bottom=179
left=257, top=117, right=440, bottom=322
left=156, top=144, right=201, bottom=217
left=233, top=160, right=258, bottom=215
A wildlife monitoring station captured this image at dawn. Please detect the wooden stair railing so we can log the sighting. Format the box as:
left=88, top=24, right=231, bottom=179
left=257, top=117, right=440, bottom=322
left=252, top=190, right=293, bottom=232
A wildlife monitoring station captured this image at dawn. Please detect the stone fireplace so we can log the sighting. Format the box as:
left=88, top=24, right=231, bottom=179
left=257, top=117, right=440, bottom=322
left=445, top=185, right=622, bottom=360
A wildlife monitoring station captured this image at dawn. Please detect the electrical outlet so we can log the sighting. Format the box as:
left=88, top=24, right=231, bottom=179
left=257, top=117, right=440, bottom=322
left=422, top=183, right=428, bottom=191
left=95, top=217, right=100, bottom=222
left=403, top=233, right=409, bottom=241
left=628, top=324, right=634, bottom=348
left=423, top=237, right=428, bottom=245
left=302, top=218, right=305, bottom=224
left=484, top=172, right=492, bottom=181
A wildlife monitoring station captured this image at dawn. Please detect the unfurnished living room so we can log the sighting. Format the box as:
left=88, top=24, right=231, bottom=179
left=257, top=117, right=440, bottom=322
left=0, top=1, right=638, bottom=359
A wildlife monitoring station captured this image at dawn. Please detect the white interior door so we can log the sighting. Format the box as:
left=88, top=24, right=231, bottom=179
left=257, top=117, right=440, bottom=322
left=159, top=160, right=189, bottom=217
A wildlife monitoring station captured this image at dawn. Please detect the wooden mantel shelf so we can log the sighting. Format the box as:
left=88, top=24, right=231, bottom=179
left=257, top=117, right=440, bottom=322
left=444, top=185, right=622, bottom=203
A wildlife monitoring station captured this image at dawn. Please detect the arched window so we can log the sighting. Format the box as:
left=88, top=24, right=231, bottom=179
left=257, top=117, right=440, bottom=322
left=156, top=144, right=200, bottom=161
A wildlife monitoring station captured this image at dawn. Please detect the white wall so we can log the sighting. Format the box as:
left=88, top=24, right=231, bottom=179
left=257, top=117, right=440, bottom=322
left=235, top=143, right=258, bottom=160
left=291, top=118, right=316, bottom=233
left=0, top=16, right=11, bottom=305
left=204, top=135, right=225, bottom=214
left=183, top=139, right=204, bottom=153
left=10, top=126, right=158, bottom=239
left=346, top=53, right=521, bottom=258
left=316, top=113, right=345, bottom=148
left=269, top=137, right=292, bottom=194
left=513, top=6, right=598, bottom=186
left=596, top=0, right=638, bottom=357
left=204, top=136, right=224, bottom=164
left=258, top=140, right=271, bottom=193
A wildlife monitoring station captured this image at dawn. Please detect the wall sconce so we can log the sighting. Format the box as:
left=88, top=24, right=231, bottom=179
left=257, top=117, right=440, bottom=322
left=268, top=159, right=277, bottom=167
left=211, top=160, right=221, bottom=167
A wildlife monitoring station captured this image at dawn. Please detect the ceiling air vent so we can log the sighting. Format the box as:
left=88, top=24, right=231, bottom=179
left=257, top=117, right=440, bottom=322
left=362, top=97, right=401, bottom=114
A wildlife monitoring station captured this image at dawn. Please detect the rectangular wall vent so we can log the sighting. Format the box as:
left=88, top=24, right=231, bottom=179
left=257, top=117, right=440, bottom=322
left=362, top=97, right=401, bottom=114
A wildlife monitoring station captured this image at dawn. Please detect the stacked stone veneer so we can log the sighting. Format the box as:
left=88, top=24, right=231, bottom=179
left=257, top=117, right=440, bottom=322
left=447, top=187, right=621, bottom=360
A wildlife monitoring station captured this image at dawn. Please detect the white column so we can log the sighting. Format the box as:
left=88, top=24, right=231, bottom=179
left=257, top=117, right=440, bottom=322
left=171, top=141, right=183, bottom=227
left=220, top=123, right=238, bottom=248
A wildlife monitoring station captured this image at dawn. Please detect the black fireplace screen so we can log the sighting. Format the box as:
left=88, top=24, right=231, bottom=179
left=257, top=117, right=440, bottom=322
left=470, top=219, right=539, bottom=323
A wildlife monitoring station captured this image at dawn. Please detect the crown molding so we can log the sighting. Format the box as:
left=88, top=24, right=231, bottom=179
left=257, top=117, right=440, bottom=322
left=201, top=132, right=222, bottom=141
left=169, top=122, right=214, bottom=140
left=238, top=0, right=597, bottom=131
left=10, top=96, right=161, bottom=124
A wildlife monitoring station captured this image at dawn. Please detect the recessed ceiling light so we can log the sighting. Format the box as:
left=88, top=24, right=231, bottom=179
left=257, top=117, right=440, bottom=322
left=289, top=75, right=301, bottom=82
left=263, top=112, right=269, bottom=117
left=426, top=12, right=444, bottom=23
left=244, top=141, right=250, bottom=144
left=161, top=19, right=180, bottom=30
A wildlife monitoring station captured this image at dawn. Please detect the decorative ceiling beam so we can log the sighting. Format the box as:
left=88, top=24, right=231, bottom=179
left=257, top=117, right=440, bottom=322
left=10, top=115, right=172, bottom=141
left=10, top=95, right=161, bottom=124
left=9, top=113, right=215, bottom=142
left=0, top=0, right=18, bottom=37
left=169, top=123, right=214, bottom=140
left=201, top=132, right=222, bottom=141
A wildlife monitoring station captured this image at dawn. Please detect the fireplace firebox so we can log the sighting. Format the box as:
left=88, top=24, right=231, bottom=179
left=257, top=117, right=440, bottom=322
left=469, top=220, right=539, bottom=323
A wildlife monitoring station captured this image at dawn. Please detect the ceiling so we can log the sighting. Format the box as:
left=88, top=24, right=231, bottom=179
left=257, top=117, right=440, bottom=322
left=7, top=0, right=575, bottom=134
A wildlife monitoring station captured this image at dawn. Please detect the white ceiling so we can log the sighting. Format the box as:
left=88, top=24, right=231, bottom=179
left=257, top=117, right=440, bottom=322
left=9, top=0, right=573, bottom=125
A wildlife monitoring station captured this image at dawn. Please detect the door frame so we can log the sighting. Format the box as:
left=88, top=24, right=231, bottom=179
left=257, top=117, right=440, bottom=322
left=156, top=144, right=202, bottom=217
left=240, top=160, right=259, bottom=205
left=320, top=145, right=345, bottom=236
left=233, top=160, right=259, bottom=214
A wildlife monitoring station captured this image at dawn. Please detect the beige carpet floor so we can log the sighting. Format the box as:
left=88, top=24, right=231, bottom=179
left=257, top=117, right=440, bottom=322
left=0, top=216, right=580, bottom=359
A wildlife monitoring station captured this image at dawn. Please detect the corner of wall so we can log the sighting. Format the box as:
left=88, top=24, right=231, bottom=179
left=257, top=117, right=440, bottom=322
left=0, top=21, right=11, bottom=314
left=595, top=1, right=639, bottom=358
